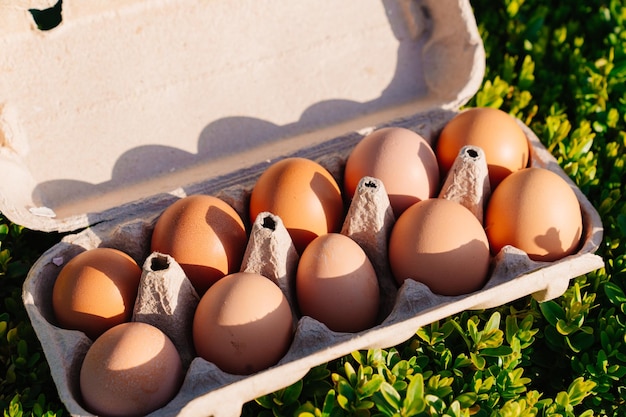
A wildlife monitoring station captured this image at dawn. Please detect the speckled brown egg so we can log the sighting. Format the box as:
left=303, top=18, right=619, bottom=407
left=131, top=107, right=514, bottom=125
left=80, top=322, right=183, bottom=417
left=52, top=247, right=141, bottom=340
left=388, top=198, right=491, bottom=296
left=192, top=272, right=294, bottom=375
left=151, top=194, right=248, bottom=296
left=296, top=233, right=380, bottom=333
left=344, top=127, right=440, bottom=218
left=485, top=167, right=583, bottom=261
left=249, top=157, right=344, bottom=253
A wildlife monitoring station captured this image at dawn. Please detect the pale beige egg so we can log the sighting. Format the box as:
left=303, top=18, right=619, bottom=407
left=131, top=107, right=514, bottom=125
left=389, top=198, right=491, bottom=296
left=193, top=272, right=294, bottom=375
left=344, top=127, right=440, bottom=218
left=79, top=322, right=183, bottom=417
left=296, top=233, right=380, bottom=333
left=485, top=167, right=583, bottom=261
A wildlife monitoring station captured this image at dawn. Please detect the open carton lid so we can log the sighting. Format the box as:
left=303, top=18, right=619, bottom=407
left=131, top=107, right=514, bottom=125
left=0, top=0, right=484, bottom=232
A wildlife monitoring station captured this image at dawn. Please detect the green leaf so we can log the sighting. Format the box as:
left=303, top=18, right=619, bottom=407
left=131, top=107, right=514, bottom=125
left=555, top=391, right=570, bottom=410
left=254, top=395, right=274, bottom=409
left=6, top=364, right=17, bottom=384
left=360, top=376, right=383, bottom=398
left=4, top=297, right=20, bottom=315
left=355, top=402, right=375, bottom=413
left=7, top=394, right=23, bottom=417
left=344, top=361, right=357, bottom=387
left=7, top=326, right=19, bottom=344
left=454, top=392, right=477, bottom=408
left=609, top=59, right=626, bottom=79
left=379, top=381, right=401, bottom=411
left=604, top=281, right=626, bottom=306
left=467, top=319, right=479, bottom=345
left=17, top=339, right=28, bottom=359
left=567, top=377, right=596, bottom=406
left=0, top=320, right=7, bottom=338
left=391, top=359, right=411, bottom=380
left=480, top=346, right=514, bottom=357
left=336, top=394, right=349, bottom=411
left=321, top=390, right=337, bottom=417
left=484, top=311, right=502, bottom=333
left=519, top=55, right=536, bottom=90
left=556, top=319, right=581, bottom=336
left=0, top=223, right=9, bottom=241
left=445, top=400, right=463, bottom=417
left=539, top=301, right=565, bottom=326
left=475, top=76, right=509, bottom=108
left=336, top=379, right=356, bottom=405
left=425, top=394, right=447, bottom=414
left=403, top=374, right=425, bottom=415
left=32, top=402, right=43, bottom=417
left=505, top=315, right=520, bottom=345
left=283, top=379, right=303, bottom=406
left=351, top=351, right=366, bottom=366
left=470, top=352, right=486, bottom=371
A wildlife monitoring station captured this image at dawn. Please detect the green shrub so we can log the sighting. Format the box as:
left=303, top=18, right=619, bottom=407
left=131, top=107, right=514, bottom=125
left=0, top=217, right=64, bottom=416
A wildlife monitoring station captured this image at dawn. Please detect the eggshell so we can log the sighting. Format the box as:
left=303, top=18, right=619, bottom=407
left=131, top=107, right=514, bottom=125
left=79, top=321, right=183, bottom=417
left=436, top=107, right=529, bottom=188
left=388, top=198, right=490, bottom=296
left=52, top=247, right=141, bottom=340
left=150, top=194, right=248, bottom=296
left=485, top=167, right=583, bottom=261
left=296, top=233, right=380, bottom=332
left=249, top=157, right=344, bottom=253
left=344, top=127, right=440, bottom=218
left=192, top=272, right=294, bottom=375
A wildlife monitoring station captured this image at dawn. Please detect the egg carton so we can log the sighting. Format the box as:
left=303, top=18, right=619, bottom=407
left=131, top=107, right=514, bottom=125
left=22, top=107, right=604, bottom=417
left=2, top=0, right=603, bottom=415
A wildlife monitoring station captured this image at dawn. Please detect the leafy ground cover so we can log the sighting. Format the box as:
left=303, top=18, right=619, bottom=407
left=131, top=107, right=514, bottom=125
left=2, top=0, right=626, bottom=415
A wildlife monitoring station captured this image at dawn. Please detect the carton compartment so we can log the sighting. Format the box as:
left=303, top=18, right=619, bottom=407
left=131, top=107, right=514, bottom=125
left=23, top=108, right=604, bottom=417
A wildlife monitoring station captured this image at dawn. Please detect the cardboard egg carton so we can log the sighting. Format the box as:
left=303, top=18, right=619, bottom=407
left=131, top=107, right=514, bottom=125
left=22, top=108, right=604, bottom=416
left=1, top=0, right=603, bottom=415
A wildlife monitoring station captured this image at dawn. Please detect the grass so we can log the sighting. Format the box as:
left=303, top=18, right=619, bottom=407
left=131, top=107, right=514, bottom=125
left=3, top=0, right=626, bottom=415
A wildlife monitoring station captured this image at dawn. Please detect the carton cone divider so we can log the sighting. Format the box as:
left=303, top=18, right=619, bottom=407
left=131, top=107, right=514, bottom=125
left=341, top=176, right=397, bottom=321
left=133, top=252, right=200, bottom=368
left=438, top=145, right=491, bottom=224
left=241, top=212, right=300, bottom=322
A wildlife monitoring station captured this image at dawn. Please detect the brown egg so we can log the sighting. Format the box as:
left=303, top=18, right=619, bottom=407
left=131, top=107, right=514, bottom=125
left=388, top=198, right=490, bottom=296
left=151, top=194, right=248, bottom=296
left=344, top=127, right=440, bottom=218
left=193, top=272, right=293, bottom=375
left=249, top=157, right=344, bottom=253
left=436, top=107, right=530, bottom=188
left=485, top=167, right=583, bottom=261
left=296, top=233, right=380, bottom=333
left=80, top=322, right=183, bottom=417
left=52, top=247, right=141, bottom=340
